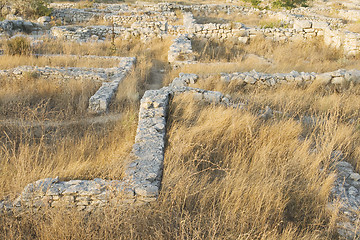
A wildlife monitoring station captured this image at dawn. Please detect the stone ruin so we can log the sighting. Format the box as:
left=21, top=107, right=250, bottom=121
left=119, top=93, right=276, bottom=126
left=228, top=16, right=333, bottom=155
left=88, top=57, right=136, bottom=114
left=0, top=1, right=360, bottom=239
left=2, top=70, right=360, bottom=238
left=220, top=69, right=360, bottom=86
left=1, top=1, right=359, bottom=55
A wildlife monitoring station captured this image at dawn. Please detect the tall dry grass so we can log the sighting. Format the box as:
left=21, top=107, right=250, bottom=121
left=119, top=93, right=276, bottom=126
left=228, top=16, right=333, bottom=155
left=193, top=11, right=282, bottom=28
left=0, top=74, right=100, bottom=120
left=192, top=77, right=360, bottom=169
left=0, top=108, right=137, bottom=200
left=0, top=36, right=172, bottom=200
left=30, top=37, right=171, bottom=57
left=0, top=93, right=351, bottom=239
left=0, top=55, right=122, bottom=69
left=190, top=36, right=360, bottom=73
left=193, top=76, right=360, bottom=118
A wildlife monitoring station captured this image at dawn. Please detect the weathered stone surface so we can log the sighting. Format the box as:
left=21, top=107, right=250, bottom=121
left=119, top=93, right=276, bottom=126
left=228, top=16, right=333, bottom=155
left=316, top=73, right=333, bottom=85
left=88, top=57, right=136, bottom=114
left=220, top=69, right=360, bottom=88
left=329, top=152, right=360, bottom=239
left=168, top=34, right=196, bottom=66
left=294, top=20, right=312, bottom=30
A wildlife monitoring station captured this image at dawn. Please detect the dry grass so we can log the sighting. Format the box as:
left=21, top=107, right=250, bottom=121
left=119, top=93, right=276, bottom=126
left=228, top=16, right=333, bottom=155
left=162, top=94, right=341, bottom=238
left=0, top=74, right=100, bottom=120
left=29, top=37, right=164, bottom=56
left=0, top=55, right=121, bottom=69
left=0, top=109, right=137, bottom=200
left=0, top=93, right=353, bottom=239
left=193, top=11, right=282, bottom=27
left=0, top=35, right=172, bottom=200
left=0, top=5, right=359, bottom=238
left=0, top=36, right=172, bottom=119
left=345, top=20, right=360, bottom=34
left=192, top=77, right=360, bottom=169
left=0, top=36, right=173, bottom=68
left=0, top=72, right=138, bottom=200
left=193, top=76, right=360, bottom=117
left=190, top=36, right=360, bottom=73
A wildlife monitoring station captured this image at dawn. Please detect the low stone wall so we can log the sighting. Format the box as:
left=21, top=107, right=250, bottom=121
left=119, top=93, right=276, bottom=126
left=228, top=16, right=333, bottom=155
left=106, top=12, right=177, bottom=27
left=185, top=12, right=328, bottom=41
left=0, top=65, right=124, bottom=82
left=220, top=69, right=360, bottom=86
left=330, top=152, right=360, bottom=239
left=168, top=34, right=196, bottom=66
left=0, top=19, right=43, bottom=35
left=46, top=2, right=360, bottom=57
left=50, top=22, right=169, bottom=42
left=88, top=57, right=136, bottom=114
left=33, top=54, right=131, bottom=61
left=49, top=3, right=129, bottom=12
left=51, top=8, right=98, bottom=24
left=9, top=177, right=136, bottom=211
left=52, top=7, right=178, bottom=26
left=51, top=25, right=120, bottom=41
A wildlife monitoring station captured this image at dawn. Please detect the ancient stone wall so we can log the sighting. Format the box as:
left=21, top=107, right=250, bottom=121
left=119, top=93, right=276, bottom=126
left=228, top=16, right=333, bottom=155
left=0, top=65, right=123, bottom=82
left=45, top=2, right=360, bottom=56
left=88, top=57, right=136, bottom=114
left=168, top=34, right=196, bottom=67
left=220, top=69, right=360, bottom=86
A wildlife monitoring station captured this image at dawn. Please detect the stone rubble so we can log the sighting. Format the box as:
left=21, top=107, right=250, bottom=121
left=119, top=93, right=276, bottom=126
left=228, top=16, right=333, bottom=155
left=0, top=19, right=43, bottom=35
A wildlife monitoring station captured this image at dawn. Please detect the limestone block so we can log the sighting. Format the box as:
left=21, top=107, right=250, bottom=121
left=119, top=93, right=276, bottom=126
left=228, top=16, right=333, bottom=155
left=238, top=36, right=249, bottom=44
left=315, top=73, right=332, bottom=85
left=331, top=76, right=346, bottom=85
left=244, top=75, right=256, bottom=84
left=293, top=20, right=312, bottom=30
left=312, top=21, right=329, bottom=29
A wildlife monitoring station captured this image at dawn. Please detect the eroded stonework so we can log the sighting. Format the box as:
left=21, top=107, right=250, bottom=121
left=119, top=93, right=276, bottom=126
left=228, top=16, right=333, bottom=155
left=88, top=57, right=136, bottom=114
left=220, top=69, right=360, bottom=86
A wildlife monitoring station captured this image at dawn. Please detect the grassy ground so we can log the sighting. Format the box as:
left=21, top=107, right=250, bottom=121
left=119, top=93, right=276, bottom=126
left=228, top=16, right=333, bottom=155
left=0, top=55, right=122, bottom=68
left=0, top=36, right=172, bottom=201
left=0, top=93, right=348, bottom=239
left=0, top=3, right=359, bottom=238
left=191, top=77, right=360, bottom=170
left=193, top=11, right=284, bottom=28
left=189, top=36, right=360, bottom=74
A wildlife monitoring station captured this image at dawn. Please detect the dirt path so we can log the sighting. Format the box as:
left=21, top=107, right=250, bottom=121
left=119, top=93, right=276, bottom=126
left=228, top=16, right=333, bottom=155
left=146, top=60, right=168, bottom=90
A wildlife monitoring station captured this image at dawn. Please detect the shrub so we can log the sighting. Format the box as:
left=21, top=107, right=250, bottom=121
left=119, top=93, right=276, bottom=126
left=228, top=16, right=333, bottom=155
left=1, top=0, right=51, bottom=19
left=272, top=0, right=311, bottom=9
left=76, top=0, right=94, bottom=9
left=243, top=0, right=261, bottom=8
left=4, top=37, right=32, bottom=56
